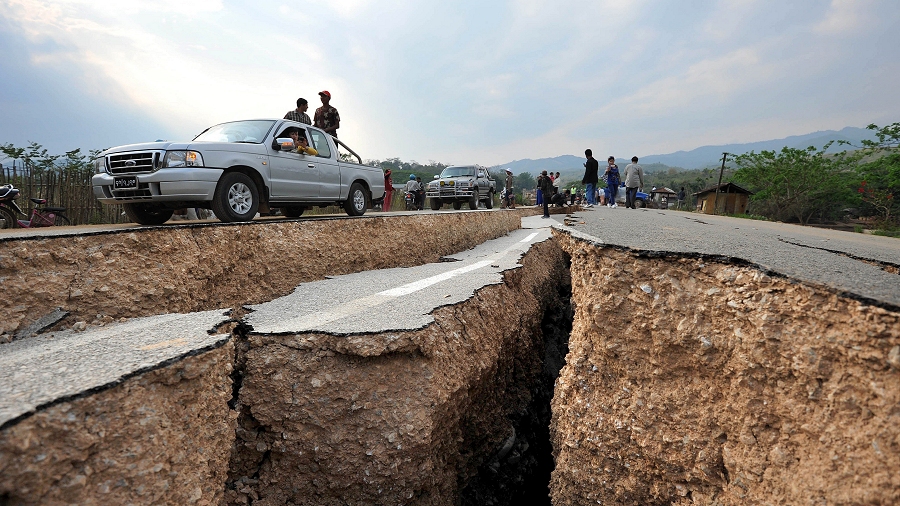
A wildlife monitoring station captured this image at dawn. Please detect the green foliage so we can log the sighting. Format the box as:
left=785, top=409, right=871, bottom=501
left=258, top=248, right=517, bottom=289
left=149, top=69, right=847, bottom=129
left=733, top=143, right=853, bottom=224
left=513, top=171, right=536, bottom=193
left=871, top=228, right=900, bottom=238
left=839, top=123, right=899, bottom=226
left=366, top=157, right=447, bottom=184
left=1, top=142, right=95, bottom=175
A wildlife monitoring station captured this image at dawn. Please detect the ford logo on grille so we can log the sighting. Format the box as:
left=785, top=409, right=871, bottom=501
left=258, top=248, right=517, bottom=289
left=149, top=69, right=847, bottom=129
left=125, top=160, right=137, bottom=167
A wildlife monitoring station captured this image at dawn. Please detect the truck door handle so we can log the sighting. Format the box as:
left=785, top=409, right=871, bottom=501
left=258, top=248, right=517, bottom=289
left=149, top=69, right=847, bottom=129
left=307, top=164, right=316, bottom=168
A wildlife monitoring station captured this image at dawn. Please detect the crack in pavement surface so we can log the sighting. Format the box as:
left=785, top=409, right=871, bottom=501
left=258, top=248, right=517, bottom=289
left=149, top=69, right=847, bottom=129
left=778, top=237, right=900, bottom=274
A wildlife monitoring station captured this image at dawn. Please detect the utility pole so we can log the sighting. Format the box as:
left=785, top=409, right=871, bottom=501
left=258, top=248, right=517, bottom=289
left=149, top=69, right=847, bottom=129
left=713, top=152, right=730, bottom=215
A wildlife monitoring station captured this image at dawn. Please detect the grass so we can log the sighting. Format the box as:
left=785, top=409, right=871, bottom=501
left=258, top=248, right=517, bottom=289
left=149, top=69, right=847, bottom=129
left=871, top=227, right=900, bottom=238
left=719, top=212, right=770, bottom=221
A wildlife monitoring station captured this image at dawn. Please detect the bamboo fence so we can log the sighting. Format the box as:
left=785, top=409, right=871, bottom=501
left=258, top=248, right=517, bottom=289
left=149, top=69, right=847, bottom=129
left=1, top=162, right=127, bottom=225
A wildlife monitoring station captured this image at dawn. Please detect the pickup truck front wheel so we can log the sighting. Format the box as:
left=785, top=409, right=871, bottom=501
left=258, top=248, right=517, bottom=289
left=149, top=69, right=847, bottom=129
left=212, top=172, right=260, bottom=223
left=344, top=182, right=369, bottom=216
left=469, top=188, right=479, bottom=210
left=452, top=201, right=462, bottom=210
left=430, top=198, right=442, bottom=211
left=123, top=203, right=174, bottom=225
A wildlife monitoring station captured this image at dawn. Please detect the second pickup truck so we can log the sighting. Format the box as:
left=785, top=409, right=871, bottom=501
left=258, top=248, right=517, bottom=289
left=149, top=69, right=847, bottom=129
left=426, top=165, right=496, bottom=210
left=91, top=119, right=385, bottom=224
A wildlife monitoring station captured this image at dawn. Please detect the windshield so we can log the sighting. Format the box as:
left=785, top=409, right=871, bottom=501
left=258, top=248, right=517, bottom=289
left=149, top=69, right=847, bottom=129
left=193, top=120, right=276, bottom=144
left=440, top=166, right=476, bottom=178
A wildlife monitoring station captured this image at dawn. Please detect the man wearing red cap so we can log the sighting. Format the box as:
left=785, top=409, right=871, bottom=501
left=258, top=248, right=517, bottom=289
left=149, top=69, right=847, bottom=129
left=314, top=90, right=340, bottom=138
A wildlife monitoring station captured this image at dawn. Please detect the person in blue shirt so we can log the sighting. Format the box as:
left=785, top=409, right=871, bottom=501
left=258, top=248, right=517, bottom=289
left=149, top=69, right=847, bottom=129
left=604, top=156, right=620, bottom=208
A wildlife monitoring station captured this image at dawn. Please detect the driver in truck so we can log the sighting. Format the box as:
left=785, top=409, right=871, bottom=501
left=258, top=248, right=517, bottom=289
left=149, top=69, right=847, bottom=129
left=289, top=129, right=318, bottom=156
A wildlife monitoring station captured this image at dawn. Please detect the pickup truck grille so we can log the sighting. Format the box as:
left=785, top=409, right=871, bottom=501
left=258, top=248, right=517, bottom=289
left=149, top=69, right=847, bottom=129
left=107, top=152, right=158, bottom=174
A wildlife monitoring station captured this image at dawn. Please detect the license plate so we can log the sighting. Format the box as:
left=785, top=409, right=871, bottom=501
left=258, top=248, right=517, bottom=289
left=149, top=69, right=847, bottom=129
left=114, top=176, right=137, bottom=189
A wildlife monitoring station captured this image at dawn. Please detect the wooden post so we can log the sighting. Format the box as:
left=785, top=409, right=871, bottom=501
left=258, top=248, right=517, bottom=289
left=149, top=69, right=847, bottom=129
left=713, top=152, right=729, bottom=215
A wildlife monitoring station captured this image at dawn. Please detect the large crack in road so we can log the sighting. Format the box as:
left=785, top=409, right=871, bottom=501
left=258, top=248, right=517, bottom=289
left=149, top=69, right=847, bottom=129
left=2, top=208, right=899, bottom=505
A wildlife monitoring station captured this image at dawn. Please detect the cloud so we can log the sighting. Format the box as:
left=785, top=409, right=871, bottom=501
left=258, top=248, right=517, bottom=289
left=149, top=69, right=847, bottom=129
left=814, top=0, right=874, bottom=34
left=2, top=0, right=900, bottom=167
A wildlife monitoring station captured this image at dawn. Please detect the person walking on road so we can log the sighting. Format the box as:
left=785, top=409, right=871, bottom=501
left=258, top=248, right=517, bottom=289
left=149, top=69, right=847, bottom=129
left=504, top=168, right=515, bottom=209
left=677, top=186, right=686, bottom=209
left=582, top=150, right=599, bottom=208
left=623, top=156, right=644, bottom=209
left=383, top=170, right=394, bottom=212
left=538, top=170, right=553, bottom=218
left=605, top=156, right=620, bottom=208
left=314, top=90, right=340, bottom=138
left=415, top=176, right=426, bottom=210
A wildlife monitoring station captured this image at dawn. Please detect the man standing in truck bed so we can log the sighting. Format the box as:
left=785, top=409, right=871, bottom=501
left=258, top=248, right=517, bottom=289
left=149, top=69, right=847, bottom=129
left=284, top=97, right=311, bottom=125
left=314, top=90, right=340, bottom=138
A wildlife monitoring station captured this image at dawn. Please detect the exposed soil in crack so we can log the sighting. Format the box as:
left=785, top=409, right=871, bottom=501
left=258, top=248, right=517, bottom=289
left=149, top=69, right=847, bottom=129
left=223, top=238, right=572, bottom=505
left=550, top=230, right=900, bottom=505
left=460, top=264, right=572, bottom=505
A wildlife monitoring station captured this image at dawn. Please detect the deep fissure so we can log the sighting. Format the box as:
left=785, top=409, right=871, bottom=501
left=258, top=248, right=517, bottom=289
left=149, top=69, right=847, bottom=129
left=220, top=238, right=574, bottom=504
left=460, top=263, right=572, bottom=505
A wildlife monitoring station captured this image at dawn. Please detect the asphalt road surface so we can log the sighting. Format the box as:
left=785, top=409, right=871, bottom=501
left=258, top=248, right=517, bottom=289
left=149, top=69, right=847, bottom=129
left=556, top=206, right=900, bottom=309
left=0, top=310, right=231, bottom=428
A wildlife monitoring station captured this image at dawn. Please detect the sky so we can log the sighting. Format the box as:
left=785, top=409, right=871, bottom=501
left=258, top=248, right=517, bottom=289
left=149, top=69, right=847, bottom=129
left=1, top=0, right=899, bottom=167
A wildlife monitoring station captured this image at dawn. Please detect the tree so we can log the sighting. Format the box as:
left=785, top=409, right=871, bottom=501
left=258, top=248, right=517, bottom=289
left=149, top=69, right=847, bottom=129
left=733, top=143, right=852, bottom=224
left=512, top=171, right=535, bottom=193
left=840, top=123, right=899, bottom=226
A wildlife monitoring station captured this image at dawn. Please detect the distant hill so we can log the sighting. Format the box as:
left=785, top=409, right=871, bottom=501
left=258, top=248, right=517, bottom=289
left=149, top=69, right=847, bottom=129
left=494, top=126, right=877, bottom=173
left=493, top=155, right=585, bottom=179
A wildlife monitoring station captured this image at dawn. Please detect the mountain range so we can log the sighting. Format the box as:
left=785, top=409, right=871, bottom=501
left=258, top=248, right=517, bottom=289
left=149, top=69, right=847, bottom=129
left=493, top=126, right=876, bottom=176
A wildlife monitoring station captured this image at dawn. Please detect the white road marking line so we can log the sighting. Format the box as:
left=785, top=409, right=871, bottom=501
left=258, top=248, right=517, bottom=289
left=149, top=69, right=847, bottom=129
left=258, top=229, right=548, bottom=332
left=378, top=260, right=493, bottom=297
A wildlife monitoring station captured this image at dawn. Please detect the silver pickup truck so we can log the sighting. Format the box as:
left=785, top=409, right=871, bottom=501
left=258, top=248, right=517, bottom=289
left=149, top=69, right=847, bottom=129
left=91, top=119, right=385, bottom=224
left=425, top=165, right=496, bottom=210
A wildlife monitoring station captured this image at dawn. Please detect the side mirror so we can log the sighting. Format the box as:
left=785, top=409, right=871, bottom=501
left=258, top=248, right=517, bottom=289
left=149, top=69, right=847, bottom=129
left=433, top=175, right=440, bottom=179
left=274, top=138, right=294, bottom=151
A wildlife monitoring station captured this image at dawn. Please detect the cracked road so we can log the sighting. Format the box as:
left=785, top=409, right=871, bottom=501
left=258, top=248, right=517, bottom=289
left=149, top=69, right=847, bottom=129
left=556, top=207, right=900, bottom=309
left=0, top=215, right=552, bottom=428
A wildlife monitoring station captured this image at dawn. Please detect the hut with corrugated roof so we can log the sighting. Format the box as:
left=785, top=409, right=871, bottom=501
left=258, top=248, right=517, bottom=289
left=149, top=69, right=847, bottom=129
left=649, top=187, right=678, bottom=209
left=693, top=182, right=753, bottom=215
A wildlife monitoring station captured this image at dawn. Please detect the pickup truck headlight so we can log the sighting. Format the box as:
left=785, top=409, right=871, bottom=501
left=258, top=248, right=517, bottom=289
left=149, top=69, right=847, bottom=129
left=162, top=150, right=204, bottom=168
left=93, top=157, right=107, bottom=174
